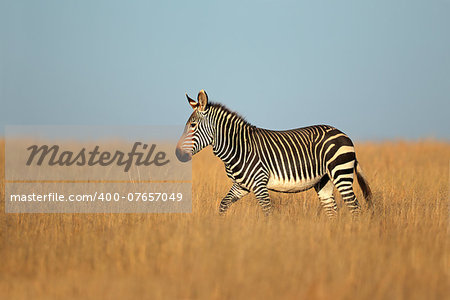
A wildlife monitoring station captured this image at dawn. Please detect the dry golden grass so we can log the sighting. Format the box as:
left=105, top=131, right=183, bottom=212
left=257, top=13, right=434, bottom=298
left=0, top=140, right=449, bottom=299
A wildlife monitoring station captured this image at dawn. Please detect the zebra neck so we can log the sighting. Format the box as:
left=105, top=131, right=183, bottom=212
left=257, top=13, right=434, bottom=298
left=210, top=111, right=252, bottom=165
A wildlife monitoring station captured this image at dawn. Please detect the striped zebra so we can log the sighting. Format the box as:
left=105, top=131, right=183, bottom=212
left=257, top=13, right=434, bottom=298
left=176, top=90, right=372, bottom=217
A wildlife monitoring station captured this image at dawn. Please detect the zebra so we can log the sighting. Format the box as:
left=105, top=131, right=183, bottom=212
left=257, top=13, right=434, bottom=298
left=176, top=90, right=372, bottom=218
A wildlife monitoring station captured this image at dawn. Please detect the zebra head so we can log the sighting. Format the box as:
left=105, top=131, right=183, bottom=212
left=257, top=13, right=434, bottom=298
left=176, top=90, right=214, bottom=162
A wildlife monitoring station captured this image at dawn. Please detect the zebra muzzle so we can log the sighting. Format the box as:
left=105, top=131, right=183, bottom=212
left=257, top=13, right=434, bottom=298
left=175, top=147, right=192, bottom=162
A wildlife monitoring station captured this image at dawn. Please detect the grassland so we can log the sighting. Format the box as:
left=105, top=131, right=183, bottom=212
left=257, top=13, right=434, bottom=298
left=0, top=140, right=449, bottom=299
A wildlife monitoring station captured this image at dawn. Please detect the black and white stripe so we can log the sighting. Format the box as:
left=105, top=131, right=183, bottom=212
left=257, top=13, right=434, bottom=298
left=176, top=90, right=373, bottom=217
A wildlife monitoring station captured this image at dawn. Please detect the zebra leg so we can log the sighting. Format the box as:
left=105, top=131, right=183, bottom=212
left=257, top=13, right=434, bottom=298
left=332, top=175, right=361, bottom=215
left=328, top=155, right=361, bottom=215
left=314, top=176, right=338, bottom=218
left=253, top=184, right=272, bottom=215
left=219, top=184, right=249, bottom=215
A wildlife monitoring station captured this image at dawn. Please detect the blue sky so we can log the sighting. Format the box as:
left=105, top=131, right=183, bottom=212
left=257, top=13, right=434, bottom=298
left=1, top=0, right=449, bottom=140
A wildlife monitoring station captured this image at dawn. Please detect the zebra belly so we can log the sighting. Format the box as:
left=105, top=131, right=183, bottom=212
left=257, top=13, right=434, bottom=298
left=267, top=175, right=322, bottom=193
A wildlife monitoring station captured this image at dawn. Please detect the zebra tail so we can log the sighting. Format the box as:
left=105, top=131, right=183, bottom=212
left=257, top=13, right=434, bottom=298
left=355, top=161, right=373, bottom=209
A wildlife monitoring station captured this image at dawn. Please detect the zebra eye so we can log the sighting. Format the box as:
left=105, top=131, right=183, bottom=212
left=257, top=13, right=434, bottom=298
left=190, top=122, right=197, bottom=128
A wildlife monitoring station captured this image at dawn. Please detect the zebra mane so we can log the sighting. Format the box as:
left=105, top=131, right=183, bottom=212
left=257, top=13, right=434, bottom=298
left=209, top=102, right=254, bottom=128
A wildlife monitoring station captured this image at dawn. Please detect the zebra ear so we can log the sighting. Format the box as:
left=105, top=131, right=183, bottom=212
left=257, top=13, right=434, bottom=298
left=197, top=89, right=208, bottom=111
left=186, top=93, right=198, bottom=110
